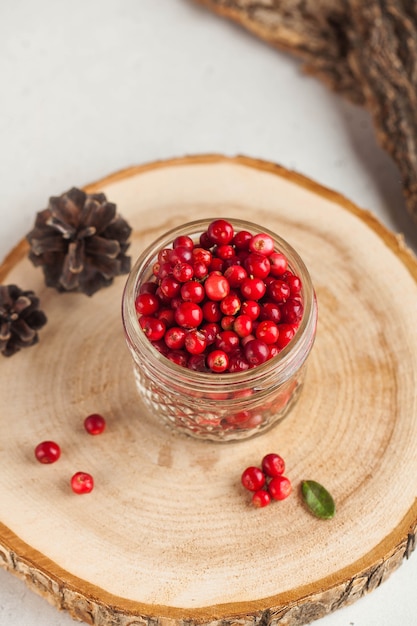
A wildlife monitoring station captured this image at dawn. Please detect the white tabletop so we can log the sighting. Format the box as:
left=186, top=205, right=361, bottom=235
left=1, top=1, right=416, bottom=625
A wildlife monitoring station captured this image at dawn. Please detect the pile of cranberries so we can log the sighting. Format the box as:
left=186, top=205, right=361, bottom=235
left=135, top=219, right=303, bottom=373
left=34, top=413, right=106, bottom=494
left=241, top=453, right=292, bottom=507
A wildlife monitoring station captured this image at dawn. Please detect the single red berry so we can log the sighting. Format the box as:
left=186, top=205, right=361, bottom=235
left=241, top=466, right=266, bottom=491
left=202, top=300, right=222, bottom=322
left=233, top=314, right=253, bottom=338
left=224, top=264, right=247, bottom=288
left=256, top=320, right=279, bottom=344
left=84, top=413, right=106, bottom=435
left=173, top=235, right=194, bottom=249
left=261, top=453, right=285, bottom=477
left=158, top=247, right=173, bottom=264
left=139, top=316, right=166, bottom=341
left=269, top=252, right=288, bottom=276
left=164, top=326, right=187, bottom=350
left=174, top=301, right=203, bottom=328
left=157, top=307, right=175, bottom=328
left=285, top=273, right=302, bottom=295
left=241, top=299, right=260, bottom=320
left=268, top=279, right=291, bottom=303
left=207, top=219, right=234, bottom=245
left=201, top=322, right=220, bottom=345
left=181, top=280, right=205, bottom=303
left=205, top=273, right=230, bottom=301
left=71, top=471, right=94, bottom=494
left=135, top=292, right=160, bottom=316
left=220, top=293, right=241, bottom=316
left=240, top=277, right=266, bottom=301
left=172, top=262, right=194, bottom=282
left=193, top=261, right=209, bottom=279
left=249, top=233, right=275, bottom=256
left=170, top=245, right=193, bottom=264
left=214, top=244, right=235, bottom=260
left=232, top=230, right=252, bottom=250
left=160, top=276, right=181, bottom=299
left=34, top=441, right=61, bottom=464
left=259, top=302, right=281, bottom=324
left=215, top=330, right=240, bottom=353
left=244, top=252, right=271, bottom=279
left=192, top=246, right=212, bottom=266
left=268, top=475, right=292, bottom=500
left=252, top=489, right=271, bottom=508
left=185, top=329, right=207, bottom=355
left=276, top=323, right=296, bottom=349
left=206, top=349, right=229, bottom=373
left=280, top=298, right=304, bottom=324
left=220, top=315, right=235, bottom=331
left=244, top=338, right=270, bottom=366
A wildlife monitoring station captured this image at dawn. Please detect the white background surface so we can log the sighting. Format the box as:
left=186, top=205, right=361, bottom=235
left=0, top=1, right=416, bottom=625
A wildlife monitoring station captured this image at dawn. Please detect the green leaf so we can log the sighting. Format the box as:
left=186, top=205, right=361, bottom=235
left=301, top=480, right=336, bottom=519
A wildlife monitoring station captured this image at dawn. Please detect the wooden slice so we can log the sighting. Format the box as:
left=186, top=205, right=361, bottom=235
left=1, top=155, right=416, bottom=626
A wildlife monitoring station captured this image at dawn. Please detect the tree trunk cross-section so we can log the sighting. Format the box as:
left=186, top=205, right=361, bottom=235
left=0, top=155, right=417, bottom=626
left=193, top=1, right=417, bottom=225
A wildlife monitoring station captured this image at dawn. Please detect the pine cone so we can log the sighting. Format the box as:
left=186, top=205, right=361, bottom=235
left=0, top=285, right=47, bottom=357
left=27, top=187, right=132, bottom=296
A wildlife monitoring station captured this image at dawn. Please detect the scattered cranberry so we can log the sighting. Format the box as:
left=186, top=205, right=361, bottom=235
left=241, top=466, right=266, bottom=491
left=34, top=441, right=61, bottom=464
left=252, top=489, right=271, bottom=508
left=136, top=219, right=304, bottom=374
left=71, top=471, right=94, bottom=494
left=268, top=475, right=292, bottom=501
left=261, top=453, right=285, bottom=477
left=84, top=413, right=106, bottom=435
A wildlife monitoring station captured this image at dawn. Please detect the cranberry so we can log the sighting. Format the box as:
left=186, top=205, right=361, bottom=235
left=171, top=245, right=193, bottom=264
left=34, top=441, right=61, bottom=464
left=181, top=280, right=205, bottom=303
left=228, top=351, right=250, bottom=372
left=240, top=277, right=266, bottom=301
left=139, top=281, right=157, bottom=295
left=215, top=330, right=240, bottom=353
left=71, top=471, right=94, bottom=495
left=201, top=322, right=220, bottom=345
left=252, top=490, right=271, bottom=508
left=139, top=316, right=166, bottom=341
left=206, top=349, right=229, bottom=373
left=268, top=279, right=291, bottom=303
left=185, top=329, right=207, bottom=355
left=172, top=262, right=194, bottom=282
left=173, top=235, right=194, bottom=249
left=157, top=307, right=175, bottom=327
left=135, top=293, right=160, bottom=316
left=286, top=274, right=302, bottom=295
left=259, top=302, right=281, bottom=324
left=249, top=233, right=274, bottom=256
left=174, top=302, right=203, bottom=328
left=256, top=320, right=279, bottom=344
left=269, top=252, right=288, bottom=276
left=241, top=466, right=265, bottom=491
left=261, top=453, right=285, bottom=477
left=164, top=326, right=187, bottom=350
left=220, top=315, right=235, bottom=331
left=276, top=323, right=296, bottom=349
left=268, top=475, right=292, bottom=501
left=280, top=298, right=304, bottom=324
left=167, top=350, right=188, bottom=366
left=224, top=264, right=247, bottom=288
left=192, top=247, right=212, bottom=266
left=204, top=272, right=230, bottom=301
left=207, top=219, right=234, bottom=245
left=244, top=253, right=271, bottom=279
left=84, top=413, right=106, bottom=435
left=220, top=293, right=241, bottom=316
left=202, top=300, right=222, bottom=323
left=241, top=300, right=260, bottom=320
left=193, top=261, right=209, bottom=279
left=214, top=244, right=235, bottom=260
left=244, top=339, right=270, bottom=365
left=232, top=230, right=252, bottom=250
left=233, top=314, right=253, bottom=338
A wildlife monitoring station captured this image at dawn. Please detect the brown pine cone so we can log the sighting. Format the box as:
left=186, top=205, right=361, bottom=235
left=0, top=285, right=47, bottom=357
left=27, top=187, right=132, bottom=296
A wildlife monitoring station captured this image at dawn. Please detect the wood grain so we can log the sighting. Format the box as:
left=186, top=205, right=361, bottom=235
left=0, top=155, right=416, bottom=625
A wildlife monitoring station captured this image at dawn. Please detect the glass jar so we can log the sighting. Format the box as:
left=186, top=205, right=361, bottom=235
left=122, top=219, right=317, bottom=442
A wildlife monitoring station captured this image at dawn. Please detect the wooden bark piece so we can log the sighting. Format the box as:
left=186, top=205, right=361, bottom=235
left=1, top=155, right=417, bottom=626
left=193, top=0, right=362, bottom=103
left=345, top=0, right=417, bottom=223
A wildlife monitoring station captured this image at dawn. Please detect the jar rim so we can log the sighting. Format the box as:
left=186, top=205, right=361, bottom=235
left=122, top=218, right=317, bottom=389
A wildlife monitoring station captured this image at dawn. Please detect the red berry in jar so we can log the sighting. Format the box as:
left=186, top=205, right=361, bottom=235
left=84, top=413, right=106, bottom=435
left=71, top=471, right=94, bottom=494
left=34, top=440, right=61, bottom=464
left=261, top=453, right=285, bottom=477
left=241, top=466, right=266, bottom=491
left=204, top=272, right=230, bottom=301
left=268, top=475, right=292, bottom=500
left=174, top=301, right=203, bottom=328
left=207, top=219, right=234, bottom=245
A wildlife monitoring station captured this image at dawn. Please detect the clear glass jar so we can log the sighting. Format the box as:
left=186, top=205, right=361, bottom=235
left=122, top=219, right=317, bottom=442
